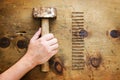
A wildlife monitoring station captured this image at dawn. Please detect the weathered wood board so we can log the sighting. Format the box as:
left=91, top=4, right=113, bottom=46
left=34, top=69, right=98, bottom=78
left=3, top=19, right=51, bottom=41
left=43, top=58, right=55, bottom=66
left=0, top=0, right=120, bottom=80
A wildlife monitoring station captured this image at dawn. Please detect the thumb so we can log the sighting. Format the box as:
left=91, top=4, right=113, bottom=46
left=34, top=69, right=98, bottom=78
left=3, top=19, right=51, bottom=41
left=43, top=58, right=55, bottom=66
left=31, top=28, right=41, bottom=40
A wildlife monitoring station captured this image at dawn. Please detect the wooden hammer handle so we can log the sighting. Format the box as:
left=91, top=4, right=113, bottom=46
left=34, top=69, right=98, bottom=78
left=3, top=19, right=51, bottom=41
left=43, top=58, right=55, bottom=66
left=41, top=19, right=49, bottom=72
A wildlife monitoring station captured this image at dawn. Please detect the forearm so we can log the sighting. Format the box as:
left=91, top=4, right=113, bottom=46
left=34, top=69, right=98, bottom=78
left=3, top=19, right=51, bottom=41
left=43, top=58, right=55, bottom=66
left=0, top=52, right=36, bottom=80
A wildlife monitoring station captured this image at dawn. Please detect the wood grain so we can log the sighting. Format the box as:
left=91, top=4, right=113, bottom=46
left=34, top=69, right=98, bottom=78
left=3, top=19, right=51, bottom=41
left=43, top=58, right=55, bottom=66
left=0, top=0, right=120, bottom=80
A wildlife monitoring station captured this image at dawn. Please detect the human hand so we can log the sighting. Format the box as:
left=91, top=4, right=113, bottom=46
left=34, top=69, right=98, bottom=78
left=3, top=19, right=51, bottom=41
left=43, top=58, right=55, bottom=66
left=0, top=28, right=58, bottom=80
left=26, top=28, right=58, bottom=66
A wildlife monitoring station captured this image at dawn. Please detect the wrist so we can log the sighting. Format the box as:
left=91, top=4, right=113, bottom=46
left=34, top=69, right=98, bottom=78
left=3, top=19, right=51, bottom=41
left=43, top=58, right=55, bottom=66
left=20, top=52, right=37, bottom=70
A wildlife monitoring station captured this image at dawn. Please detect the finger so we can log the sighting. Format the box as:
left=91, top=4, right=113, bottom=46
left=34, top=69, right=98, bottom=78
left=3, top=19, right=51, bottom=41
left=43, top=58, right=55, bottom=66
left=47, top=38, right=58, bottom=46
left=50, top=44, right=59, bottom=51
left=31, top=28, right=41, bottom=41
left=40, top=33, right=54, bottom=41
left=50, top=49, right=58, bottom=56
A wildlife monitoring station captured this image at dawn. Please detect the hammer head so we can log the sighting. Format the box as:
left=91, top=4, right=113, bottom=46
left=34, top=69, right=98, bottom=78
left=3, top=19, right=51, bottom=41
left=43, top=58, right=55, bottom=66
left=33, top=7, right=57, bottom=18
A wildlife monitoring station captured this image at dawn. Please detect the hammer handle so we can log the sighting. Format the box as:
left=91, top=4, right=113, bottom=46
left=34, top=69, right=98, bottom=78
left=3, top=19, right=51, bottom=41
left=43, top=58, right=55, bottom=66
left=41, top=19, right=50, bottom=72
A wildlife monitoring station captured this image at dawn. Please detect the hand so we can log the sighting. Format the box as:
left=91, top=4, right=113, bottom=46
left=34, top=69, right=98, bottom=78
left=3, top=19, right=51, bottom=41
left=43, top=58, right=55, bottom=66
left=26, top=28, right=58, bottom=66
left=0, top=28, right=58, bottom=80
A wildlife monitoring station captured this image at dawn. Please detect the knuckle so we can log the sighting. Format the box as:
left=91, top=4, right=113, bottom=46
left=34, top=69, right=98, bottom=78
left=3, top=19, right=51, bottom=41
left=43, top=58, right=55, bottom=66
left=54, top=38, right=58, bottom=42
left=52, top=50, right=58, bottom=55
left=49, top=33, right=54, bottom=37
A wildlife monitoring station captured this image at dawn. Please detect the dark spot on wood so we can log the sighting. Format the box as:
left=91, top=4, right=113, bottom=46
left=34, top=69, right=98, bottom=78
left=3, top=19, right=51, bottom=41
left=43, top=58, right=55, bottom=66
left=116, top=68, right=119, bottom=70
left=110, top=30, right=120, bottom=38
left=79, top=29, right=88, bottom=38
left=49, top=58, right=54, bottom=65
left=0, top=37, right=10, bottom=48
left=17, top=40, right=28, bottom=49
left=54, top=61, right=63, bottom=74
left=90, top=57, right=102, bottom=68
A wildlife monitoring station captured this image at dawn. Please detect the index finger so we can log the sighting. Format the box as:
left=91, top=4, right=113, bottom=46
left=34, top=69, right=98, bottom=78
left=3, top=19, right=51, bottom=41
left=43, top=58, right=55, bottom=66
left=40, top=33, right=54, bottom=41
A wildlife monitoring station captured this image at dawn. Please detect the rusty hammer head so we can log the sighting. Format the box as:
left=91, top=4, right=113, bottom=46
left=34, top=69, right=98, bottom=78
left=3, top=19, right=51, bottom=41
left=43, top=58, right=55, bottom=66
left=33, top=7, right=57, bottom=19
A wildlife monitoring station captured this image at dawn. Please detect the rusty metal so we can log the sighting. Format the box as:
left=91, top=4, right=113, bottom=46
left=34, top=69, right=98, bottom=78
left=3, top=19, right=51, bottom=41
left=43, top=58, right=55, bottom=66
left=33, top=7, right=57, bottom=18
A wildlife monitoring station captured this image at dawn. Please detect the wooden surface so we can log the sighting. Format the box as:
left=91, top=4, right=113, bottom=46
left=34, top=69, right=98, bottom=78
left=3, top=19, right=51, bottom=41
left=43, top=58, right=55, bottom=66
left=0, top=0, right=120, bottom=80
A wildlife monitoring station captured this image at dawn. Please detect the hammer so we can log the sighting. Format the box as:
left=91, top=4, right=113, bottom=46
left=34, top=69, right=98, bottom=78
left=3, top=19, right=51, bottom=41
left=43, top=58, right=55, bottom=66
left=33, top=7, right=57, bottom=72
